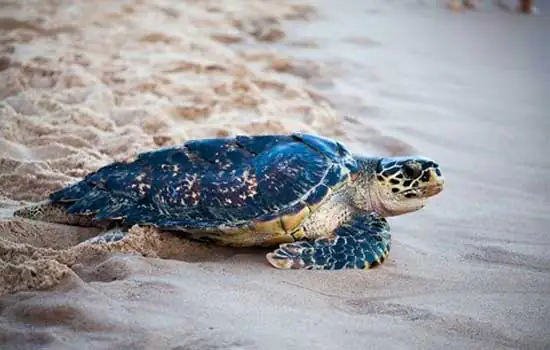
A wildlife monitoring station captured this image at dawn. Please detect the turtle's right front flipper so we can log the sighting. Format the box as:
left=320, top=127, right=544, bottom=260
left=266, top=212, right=391, bottom=270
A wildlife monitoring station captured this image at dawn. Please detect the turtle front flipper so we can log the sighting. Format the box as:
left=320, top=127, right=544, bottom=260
left=266, top=212, right=391, bottom=270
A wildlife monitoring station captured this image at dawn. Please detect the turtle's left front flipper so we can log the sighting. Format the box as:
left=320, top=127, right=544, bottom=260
left=266, top=212, right=391, bottom=270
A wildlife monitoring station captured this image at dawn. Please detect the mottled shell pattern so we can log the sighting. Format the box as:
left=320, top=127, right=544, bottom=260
left=49, top=133, right=362, bottom=246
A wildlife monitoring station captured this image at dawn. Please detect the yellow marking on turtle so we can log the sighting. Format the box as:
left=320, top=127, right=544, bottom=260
left=204, top=219, right=298, bottom=247
left=363, top=248, right=389, bottom=270
left=253, top=216, right=286, bottom=235
left=290, top=227, right=306, bottom=241
left=184, top=224, right=260, bottom=247
left=280, top=204, right=311, bottom=233
left=222, top=223, right=261, bottom=237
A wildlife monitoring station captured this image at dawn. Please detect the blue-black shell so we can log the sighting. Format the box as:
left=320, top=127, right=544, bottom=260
left=50, top=133, right=360, bottom=231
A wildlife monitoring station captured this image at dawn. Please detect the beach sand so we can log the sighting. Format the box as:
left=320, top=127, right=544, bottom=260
left=1, top=0, right=549, bottom=349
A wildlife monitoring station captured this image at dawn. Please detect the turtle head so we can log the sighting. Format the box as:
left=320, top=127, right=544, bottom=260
left=352, top=156, right=444, bottom=217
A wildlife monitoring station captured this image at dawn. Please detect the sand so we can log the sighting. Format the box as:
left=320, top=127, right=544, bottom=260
left=0, top=0, right=336, bottom=288
left=1, top=0, right=549, bottom=349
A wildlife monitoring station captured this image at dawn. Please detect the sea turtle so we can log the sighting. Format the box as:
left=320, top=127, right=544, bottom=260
left=13, top=133, right=444, bottom=270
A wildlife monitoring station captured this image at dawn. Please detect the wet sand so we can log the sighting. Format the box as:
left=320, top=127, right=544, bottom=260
left=1, top=0, right=549, bottom=349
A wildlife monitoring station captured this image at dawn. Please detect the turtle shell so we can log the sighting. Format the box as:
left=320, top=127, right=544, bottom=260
left=49, top=133, right=360, bottom=246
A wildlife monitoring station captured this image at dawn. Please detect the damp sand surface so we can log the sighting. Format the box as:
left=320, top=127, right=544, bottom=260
left=1, top=0, right=549, bottom=349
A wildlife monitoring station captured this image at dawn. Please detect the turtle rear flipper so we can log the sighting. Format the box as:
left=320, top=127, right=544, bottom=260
left=266, top=212, right=391, bottom=270
left=78, top=227, right=128, bottom=245
left=13, top=201, right=108, bottom=228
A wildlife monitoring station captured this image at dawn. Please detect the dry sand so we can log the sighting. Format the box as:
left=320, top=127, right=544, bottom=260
left=1, top=0, right=549, bottom=349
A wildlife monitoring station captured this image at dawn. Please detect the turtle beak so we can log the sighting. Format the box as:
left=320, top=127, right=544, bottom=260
left=424, top=168, right=444, bottom=197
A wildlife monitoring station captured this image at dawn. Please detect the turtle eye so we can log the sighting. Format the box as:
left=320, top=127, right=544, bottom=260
left=421, top=171, right=430, bottom=182
left=403, top=162, right=422, bottom=179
